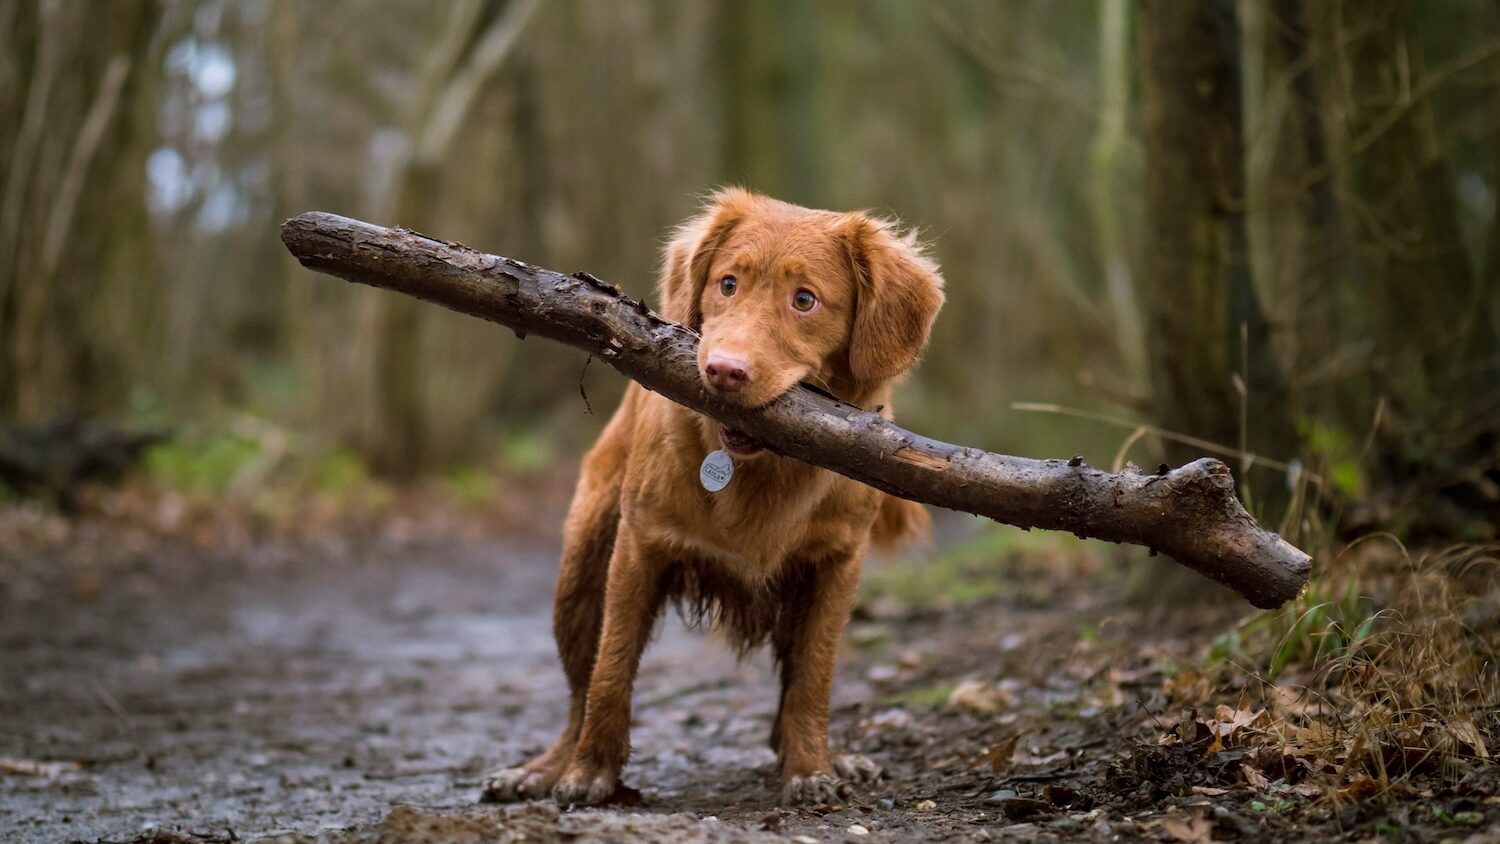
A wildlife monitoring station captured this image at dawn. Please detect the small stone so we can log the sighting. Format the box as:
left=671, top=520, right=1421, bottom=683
left=985, top=789, right=1019, bottom=804
left=848, top=823, right=870, bottom=836
left=916, top=799, right=937, bottom=811
left=793, top=837, right=819, bottom=844
left=877, top=798, right=895, bottom=810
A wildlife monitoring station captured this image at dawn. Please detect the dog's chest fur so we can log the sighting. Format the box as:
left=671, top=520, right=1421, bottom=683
left=616, top=394, right=882, bottom=647
left=642, top=407, right=870, bottom=566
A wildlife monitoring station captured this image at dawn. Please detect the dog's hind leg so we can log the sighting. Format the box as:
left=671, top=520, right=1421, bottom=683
left=481, top=403, right=630, bottom=803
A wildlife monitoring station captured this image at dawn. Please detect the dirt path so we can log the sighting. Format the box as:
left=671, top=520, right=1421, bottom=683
left=3, top=531, right=837, bottom=841
left=4, top=518, right=1497, bottom=843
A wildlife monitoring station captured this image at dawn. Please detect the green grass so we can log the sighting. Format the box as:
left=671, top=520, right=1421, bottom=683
left=1209, top=549, right=1380, bottom=680
left=144, top=433, right=266, bottom=497
left=878, top=683, right=956, bottom=708
left=499, top=429, right=554, bottom=475
left=309, top=448, right=372, bottom=495
left=861, top=523, right=1092, bottom=608
left=444, top=466, right=498, bottom=506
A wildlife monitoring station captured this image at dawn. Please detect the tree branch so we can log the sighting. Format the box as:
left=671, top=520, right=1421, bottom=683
left=281, top=211, right=1312, bottom=608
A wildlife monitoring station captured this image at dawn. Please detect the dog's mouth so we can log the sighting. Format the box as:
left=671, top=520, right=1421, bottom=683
left=719, top=426, right=763, bottom=456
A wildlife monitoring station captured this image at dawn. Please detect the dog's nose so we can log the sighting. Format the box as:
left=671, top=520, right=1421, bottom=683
left=704, top=354, right=751, bottom=392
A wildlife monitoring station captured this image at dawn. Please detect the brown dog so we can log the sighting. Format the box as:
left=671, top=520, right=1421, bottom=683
left=482, top=189, right=945, bottom=806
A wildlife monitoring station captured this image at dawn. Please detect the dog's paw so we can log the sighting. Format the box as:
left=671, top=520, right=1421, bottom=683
left=552, top=762, right=621, bottom=807
left=479, top=766, right=550, bottom=803
left=832, top=753, right=883, bottom=784
left=781, top=770, right=852, bottom=806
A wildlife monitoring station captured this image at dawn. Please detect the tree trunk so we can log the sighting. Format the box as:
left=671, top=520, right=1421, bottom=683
left=1308, top=0, right=1500, bottom=532
left=1090, top=0, right=1147, bottom=390
left=0, top=0, right=158, bottom=424
left=1135, top=0, right=1296, bottom=517
left=280, top=211, right=1313, bottom=609
left=360, top=0, right=540, bottom=475
left=720, top=0, right=821, bottom=204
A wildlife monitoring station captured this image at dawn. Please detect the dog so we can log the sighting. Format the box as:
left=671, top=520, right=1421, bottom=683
left=482, top=188, right=945, bottom=806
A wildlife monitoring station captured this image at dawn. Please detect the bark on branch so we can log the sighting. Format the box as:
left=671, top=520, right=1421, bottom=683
left=281, top=212, right=1312, bottom=608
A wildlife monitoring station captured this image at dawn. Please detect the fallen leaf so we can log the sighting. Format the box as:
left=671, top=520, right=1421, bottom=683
left=1200, top=703, right=1264, bottom=752
left=948, top=679, right=1010, bottom=713
left=1044, top=784, right=1080, bottom=806
left=1240, top=763, right=1270, bottom=790
left=975, top=736, right=1019, bottom=774
left=0, top=757, right=83, bottom=778
left=1295, top=720, right=1338, bottom=752
left=1011, top=748, right=1069, bottom=766
left=1190, top=786, right=1229, bottom=796
left=1161, top=813, right=1215, bottom=843
left=995, top=796, right=1052, bottom=821
left=1339, top=774, right=1382, bottom=801
left=1446, top=718, right=1490, bottom=760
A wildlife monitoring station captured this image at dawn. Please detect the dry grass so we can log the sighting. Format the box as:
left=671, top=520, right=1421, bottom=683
left=1185, top=539, right=1500, bottom=807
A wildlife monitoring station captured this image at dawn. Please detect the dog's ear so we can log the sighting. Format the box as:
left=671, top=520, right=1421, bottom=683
left=841, top=213, right=945, bottom=385
left=659, top=189, right=753, bottom=331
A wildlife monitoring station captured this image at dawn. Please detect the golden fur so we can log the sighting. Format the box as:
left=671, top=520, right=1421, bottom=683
left=482, top=189, right=944, bottom=806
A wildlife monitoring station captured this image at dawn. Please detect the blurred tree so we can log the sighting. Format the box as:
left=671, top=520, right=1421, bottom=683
left=0, top=0, right=161, bottom=424
left=1090, top=0, right=1146, bottom=392
left=720, top=0, right=820, bottom=204
left=0, top=0, right=1494, bottom=544
left=359, top=0, right=539, bottom=474
left=1306, top=0, right=1500, bottom=532
left=1135, top=0, right=1296, bottom=518
left=1243, top=0, right=1352, bottom=393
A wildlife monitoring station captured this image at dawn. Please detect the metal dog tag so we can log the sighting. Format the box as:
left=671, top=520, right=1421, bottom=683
left=699, top=449, right=734, bottom=493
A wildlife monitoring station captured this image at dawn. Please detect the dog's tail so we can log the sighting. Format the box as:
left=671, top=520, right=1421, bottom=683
left=870, top=494, right=932, bottom=552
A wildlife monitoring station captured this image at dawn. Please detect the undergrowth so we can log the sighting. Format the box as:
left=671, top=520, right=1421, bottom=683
left=1200, top=539, right=1499, bottom=801
left=1, top=413, right=575, bottom=546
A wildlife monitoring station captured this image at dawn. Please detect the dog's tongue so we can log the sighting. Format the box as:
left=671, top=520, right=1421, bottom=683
left=720, top=427, right=762, bottom=454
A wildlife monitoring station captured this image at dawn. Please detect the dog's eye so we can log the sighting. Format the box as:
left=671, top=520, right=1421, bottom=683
left=792, top=289, right=818, bottom=312
left=719, top=276, right=737, bottom=297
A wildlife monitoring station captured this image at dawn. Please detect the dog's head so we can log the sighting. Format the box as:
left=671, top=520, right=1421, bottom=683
left=659, top=189, right=944, bottom=455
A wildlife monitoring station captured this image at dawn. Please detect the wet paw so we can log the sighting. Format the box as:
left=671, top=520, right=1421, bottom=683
left=552, top=762, right=621, bottom=806
left=832, top=753, right=883, bottom=784
left=479, top=766, right=551, bottom=803
left=781, top=770, right=852, bottom=806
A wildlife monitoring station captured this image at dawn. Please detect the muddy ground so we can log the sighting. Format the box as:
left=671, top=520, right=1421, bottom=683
left=2, top=503, right=1497, bottom=843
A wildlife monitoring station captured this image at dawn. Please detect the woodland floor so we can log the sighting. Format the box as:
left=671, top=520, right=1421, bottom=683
left=1, top=483, right=1497, bottom=843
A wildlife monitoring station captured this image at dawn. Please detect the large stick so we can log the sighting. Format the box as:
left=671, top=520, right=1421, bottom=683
left=281, top=212, right=1311, bottom=608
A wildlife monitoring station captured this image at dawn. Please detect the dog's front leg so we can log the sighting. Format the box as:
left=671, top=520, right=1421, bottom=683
left=552, top=528, right=665, bottom=805
left=775, top=549, right=867, bottom=805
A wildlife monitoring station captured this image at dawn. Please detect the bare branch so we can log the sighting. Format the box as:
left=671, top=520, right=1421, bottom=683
left=281, top=212, right=1313, bottom=608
